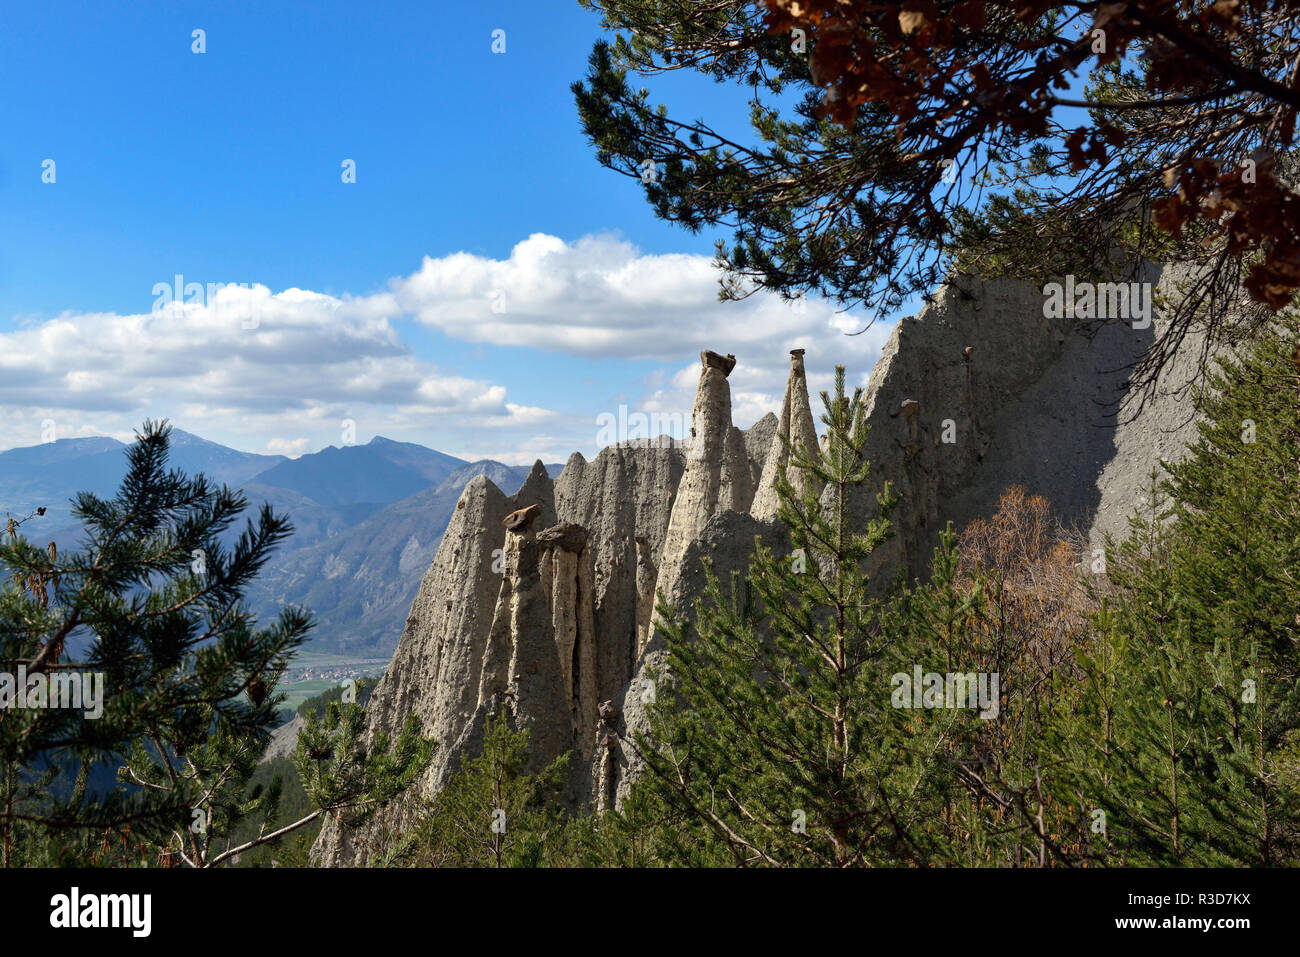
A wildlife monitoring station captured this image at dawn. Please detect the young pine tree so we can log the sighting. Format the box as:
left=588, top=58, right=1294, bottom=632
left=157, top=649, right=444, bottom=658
left=402, top=712, right=570, bottom=868
left=1059, top=324, right=1300, bottom=865
left=637, top=366, right=983, bottom=866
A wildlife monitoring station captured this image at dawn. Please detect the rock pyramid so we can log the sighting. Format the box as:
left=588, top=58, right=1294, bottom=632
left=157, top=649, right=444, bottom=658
left=312, top=269, right=1210, bottom=864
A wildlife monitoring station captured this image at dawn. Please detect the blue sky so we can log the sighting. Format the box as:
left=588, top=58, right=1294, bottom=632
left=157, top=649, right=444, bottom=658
left=1, top=0, right=893, bottom=462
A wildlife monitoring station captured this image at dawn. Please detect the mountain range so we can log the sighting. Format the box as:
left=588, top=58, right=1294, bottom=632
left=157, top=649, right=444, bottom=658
left=0, top=429, right=560, bottom=656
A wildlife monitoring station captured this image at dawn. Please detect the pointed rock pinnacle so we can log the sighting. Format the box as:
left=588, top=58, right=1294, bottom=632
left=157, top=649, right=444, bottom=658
left=751, top=348, right=823, bottom=521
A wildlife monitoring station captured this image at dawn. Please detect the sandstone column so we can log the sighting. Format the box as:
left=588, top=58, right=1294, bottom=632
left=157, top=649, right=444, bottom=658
left=642, top=350, right=741, bottom=653
left=538, top=522, right=595, bottom=745
left=752, top=348, right=822, bottom=521
left=476, top=504, right=571, bottom=771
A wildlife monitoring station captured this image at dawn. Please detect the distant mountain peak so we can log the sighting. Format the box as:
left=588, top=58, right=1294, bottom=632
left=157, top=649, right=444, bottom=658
left=245, top=436, right=470, bottom=508
left=166, top=428, right=217, bottom=446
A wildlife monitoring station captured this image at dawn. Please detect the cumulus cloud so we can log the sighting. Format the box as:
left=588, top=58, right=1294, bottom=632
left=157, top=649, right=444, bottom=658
left=0, top=284, right=530, bottom=451
left=2, top=233, right=894, bottom=458
left=387, top=232, right=894, bottom=436
left=391, top=233, right=888, bottom=369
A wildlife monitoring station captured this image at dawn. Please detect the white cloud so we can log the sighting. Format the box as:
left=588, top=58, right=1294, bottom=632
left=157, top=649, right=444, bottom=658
left=1, top=234, right=894, bottom=459
left=391, top=233, right=888, bottom=370
left=266, top=437, right=312, bottom=457
left=388, top=232, right=894, bottom=439
left=0, top=285, right=531, bottom=451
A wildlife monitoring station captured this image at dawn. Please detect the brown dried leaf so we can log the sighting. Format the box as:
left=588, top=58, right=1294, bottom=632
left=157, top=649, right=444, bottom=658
left=899, top=9, right=927, bottom=34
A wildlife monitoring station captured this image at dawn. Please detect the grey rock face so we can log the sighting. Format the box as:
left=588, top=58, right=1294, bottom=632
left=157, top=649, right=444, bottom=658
left=310, top=464, right=557, bottom=865
left=553, top=442, right=686, bottom=753
left=743, top=413, right=778, bottom=490
left=845, top=267, right=1209, bottom=585
left=261, top=714, right=306, bottom=763
left=476, top=516, right=571, bottom=773
left=539, top=524, right=596, bottom=748
left=313, top=271, right=1213, bottom=864
left=511, top=461, right=558, bottom=531
left=311, top=473, right=511, bottom=865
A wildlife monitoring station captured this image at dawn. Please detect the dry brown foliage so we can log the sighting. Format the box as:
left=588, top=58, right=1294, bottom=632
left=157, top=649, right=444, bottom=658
left=942, top=486, right=1101, bottom=864
left=955, top=485, right=1095, bottom=682
left=763, top=0, right=1300, bottom=311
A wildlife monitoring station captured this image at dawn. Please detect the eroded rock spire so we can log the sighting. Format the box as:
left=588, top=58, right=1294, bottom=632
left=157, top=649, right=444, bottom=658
left=476, top=503, right=571, bottom=772
left=538, top=523, right=595, bottom=746
left=642, top=350, right=751, bottom=653
left=751, top=348, right=822, bottom=521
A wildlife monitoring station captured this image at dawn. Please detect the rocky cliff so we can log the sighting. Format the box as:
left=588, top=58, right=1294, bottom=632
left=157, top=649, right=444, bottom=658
left=311, top=269, right=1211, bottom=864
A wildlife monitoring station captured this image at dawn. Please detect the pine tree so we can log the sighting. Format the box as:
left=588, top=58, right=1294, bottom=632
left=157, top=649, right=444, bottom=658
left=1059, top=323, right=1300, bottom=865
left=403, top=712, right=570, bottom=868
left=634, top=366, right=990, bottom=866
left=570, top=773, right=730, bottom=867
left=295, top=701, right=434, bottom=868
left=0, top=421, right=433, bottom=866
